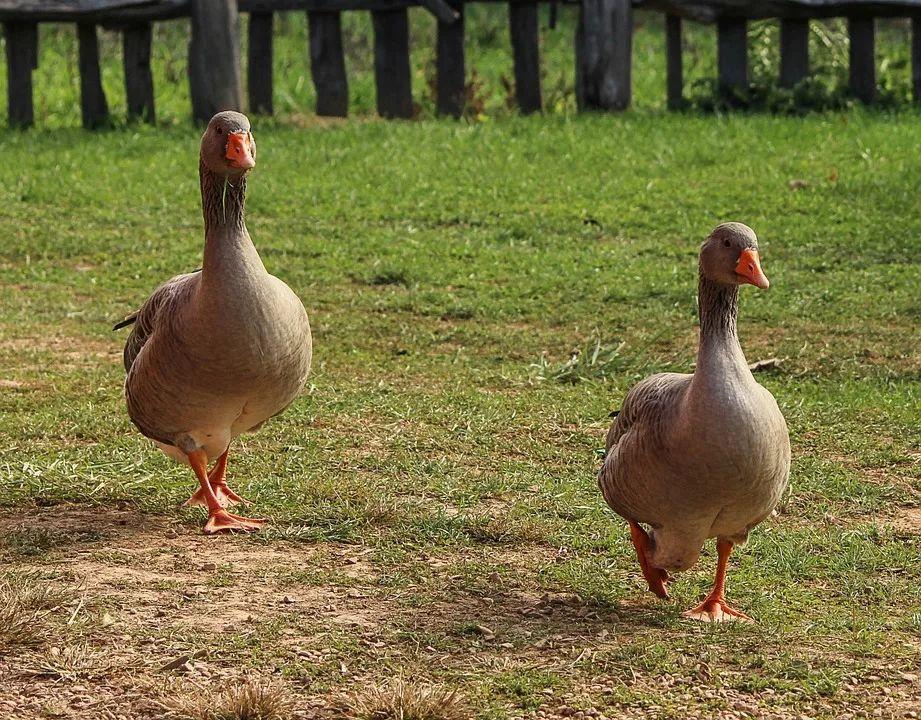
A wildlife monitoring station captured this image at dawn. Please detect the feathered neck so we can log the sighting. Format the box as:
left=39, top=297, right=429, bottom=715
left=200, top=158, right=246, bottom=235
left=198, top=158, right=265, bottom=290
left=697, top=272, right=739, bottom=342
left=695, top=268, right=748, bottom=378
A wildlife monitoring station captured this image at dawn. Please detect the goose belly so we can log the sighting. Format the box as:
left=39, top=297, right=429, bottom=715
left=128, top=309, right=311, bottom=462
left=601, top=405, right=790, bottom=541
left=207, top=289, right=313, bottom=436
left=230, top=370, right=309, bottom=436
left=146, top=357, right=309, bottom=463
left=703, top=424, right=791, bottom=539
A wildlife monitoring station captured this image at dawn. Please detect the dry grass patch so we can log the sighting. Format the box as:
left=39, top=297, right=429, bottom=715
left=0, top=524, right=105, bottom=557
left=0, top=572, right=75, bottom=653
left=20, top=642, right=115, bottom=681
left=163, top=676, right=293, bottom=720
left=337, top=679, right=468, bottom=720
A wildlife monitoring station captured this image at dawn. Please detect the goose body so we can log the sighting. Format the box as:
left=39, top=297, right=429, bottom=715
left=598, top=223, right=790, bottom=620
left=117, top=112, right=312, bottom=532
left=124, top=254, right=312, bottom=463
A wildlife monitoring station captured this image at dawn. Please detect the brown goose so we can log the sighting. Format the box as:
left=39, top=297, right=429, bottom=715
left=115, top=111, right=312, bottom=534
left=598, top=223, right=790, bottom=621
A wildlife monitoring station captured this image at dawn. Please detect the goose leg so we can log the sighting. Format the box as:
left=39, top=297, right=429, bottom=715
left=187, top=450, right=266, bottom=534
left=629, top=521, right=670, bottom=599
left=183, top=449, right=249, bottom=508
left=682, top=538, right=753, bottom=623
left=209, top=450, right=249, bottom=506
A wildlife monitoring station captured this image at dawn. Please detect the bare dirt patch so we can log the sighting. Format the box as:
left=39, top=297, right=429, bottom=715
left=889, top=507, right=921, bottom=535
left=0, top=334, right=121, bottom=374
left=0, top=505, right=341, bottom=718
left=0, top=505, right=917, bottom=720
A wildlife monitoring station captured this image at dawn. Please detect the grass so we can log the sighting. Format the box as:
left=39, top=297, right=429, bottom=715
left=164, top=676, right=293, bottom=720
left=0, top=7, right=919, bottom=720
left=337, top=679, right=468, bottom=720
left=0, top=572, right=77, bottom=653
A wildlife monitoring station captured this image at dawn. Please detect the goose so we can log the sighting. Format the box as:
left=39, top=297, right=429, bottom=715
left=115, top=111, right=312, bottom=534
left=598, top=222, right=790, bottom=622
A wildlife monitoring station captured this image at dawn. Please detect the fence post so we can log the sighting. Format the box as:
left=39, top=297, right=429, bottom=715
left=308, top=11, right=349, bottom=117
left=436, top=0, right=465, bottom=117
left=188, top=0, right=243, bottom=123
left=123, top=23, right=155, bottom=123
left=779, top=18, right=809, bottom=88
left=372, top=8, right=413, bottom=119
left=848, top=16, right=876, bottom=104
left=913, top=15, right=921, bottom=103
left=576, top=0, right=632, bottom=111
left=248, top=12, right=274, bottom=114
left=3, top=21, right=38, bottom=128
left=509, top=1, right=541, bottom=113
left=77, top=23, right=110, bottom=129
left=665, top=14, right=682, bottom=109
left=717, top=17, right=748, bottom=101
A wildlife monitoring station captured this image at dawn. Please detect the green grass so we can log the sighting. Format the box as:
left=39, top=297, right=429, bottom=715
left=0, top=9, right=920, bottom=719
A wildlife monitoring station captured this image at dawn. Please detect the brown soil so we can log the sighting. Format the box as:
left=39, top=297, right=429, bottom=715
left=0, top=505, right=917, bottom=720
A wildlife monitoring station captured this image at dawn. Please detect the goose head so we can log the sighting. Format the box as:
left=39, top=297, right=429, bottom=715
left=700, top=222, right=770, bottom=289
left=200, top=111, right=256, bottom=178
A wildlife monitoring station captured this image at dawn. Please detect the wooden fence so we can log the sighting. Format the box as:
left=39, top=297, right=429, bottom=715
left=654, top=1, right=921, bottom=108
left=2, top=0, right=921, bottom=128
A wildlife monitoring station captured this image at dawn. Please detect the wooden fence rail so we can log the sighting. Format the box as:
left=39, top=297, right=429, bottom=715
left=2, top=0, right=921, bottom=128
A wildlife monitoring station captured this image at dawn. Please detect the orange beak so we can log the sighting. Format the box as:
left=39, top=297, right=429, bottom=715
left=735, top=248, right=770, bottom=289
left=225, top=131, right=255, bottom=170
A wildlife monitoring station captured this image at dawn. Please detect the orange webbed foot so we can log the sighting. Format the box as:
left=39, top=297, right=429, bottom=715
left=182, top=449, right=248, bottom=508
left=183, top=482, right=247, bottom=508
left=183, top=484, right=211, bottom=508
left=628, top=521, right=671, bottom=599
left=644, top=565, right=670, bottom=600
left=682, top=538, right=753, bottom=622
left=682, top=597, right=754, bottom=623
left=203, top=509, right=267, bottom=534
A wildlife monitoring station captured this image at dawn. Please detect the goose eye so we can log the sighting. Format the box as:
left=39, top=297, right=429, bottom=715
left=215, top=127, right=223, bottom=135
left=723, top=239, right=731, bottom=248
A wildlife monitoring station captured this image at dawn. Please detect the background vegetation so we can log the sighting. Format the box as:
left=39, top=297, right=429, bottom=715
left=0, top=9, right=918, bottom=126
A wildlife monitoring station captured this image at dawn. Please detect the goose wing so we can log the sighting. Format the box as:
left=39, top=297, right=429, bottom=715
left=114, top=270, right=200, bottom=373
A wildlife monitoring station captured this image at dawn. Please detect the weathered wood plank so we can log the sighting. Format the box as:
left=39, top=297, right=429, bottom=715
left=33, top=0, right=921, bottom=26
left=417, top=0, right=458, bottom=24
left=189, top=0, right=243, bottom=123
left=308, top=11, right=348, bottom=117
left=77, top=22, right=110, bottom=129
left=1, top=1, right=187, bottom=25
left=509, top=0, right=541, bottom=114
left=848, top=16, right=876, bottom=103
left=436, top=0, right=464, bottom=117
left=1, top=0, right=166, bottom=14
left=913, top=15, right=921, bottom=103
left=717, top=17, right=747, bottom=100
left=780, top=18, right=809, bottom=88
left=666, top=13, right=682, bottom=109
left=0, top=0, right=908, bottom=26
left=123, top=22, right=155, bottom=122
left=635, top=1, right=921, bottom=23
left=3, top=20, right=37, bottom=128
left=372, top=7, right=413, bottom=119
left=576, top=0, right=632, bottom=111
left=248, top=11, right=273, bottom=114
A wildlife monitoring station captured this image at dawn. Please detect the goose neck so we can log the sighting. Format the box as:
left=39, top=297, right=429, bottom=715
left=695, top=273, right=748, bottom=375
left=200, top=159, right=247, bottom=237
